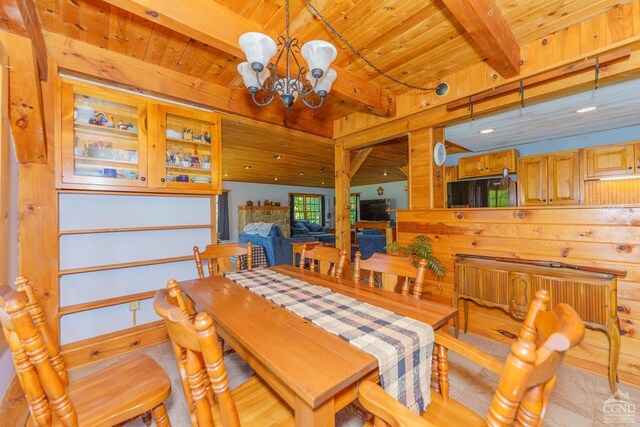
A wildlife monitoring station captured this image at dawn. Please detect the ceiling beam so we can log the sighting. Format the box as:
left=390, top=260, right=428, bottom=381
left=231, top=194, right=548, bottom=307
left=100, top=0, right=396, bottom=118
left=45, top=32, right=333, bottom=138
left=349, top=147, right=373, bottom=176
left=0, top=31, right=47, bottom=163
left=15, top=0, right=47, bottom=80
left=441, top=0, right=520, bottom=78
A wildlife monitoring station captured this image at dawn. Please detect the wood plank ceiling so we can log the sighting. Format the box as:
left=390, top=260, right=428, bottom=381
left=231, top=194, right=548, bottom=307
left=23, top=0, right=632, bottom=186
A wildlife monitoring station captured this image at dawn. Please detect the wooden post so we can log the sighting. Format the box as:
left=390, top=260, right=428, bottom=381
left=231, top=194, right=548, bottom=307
left=334, top=140, right=351, bottom=256
left=408, top=127, right=445, bottom=209
left=0, top=41, right=8, bottom=284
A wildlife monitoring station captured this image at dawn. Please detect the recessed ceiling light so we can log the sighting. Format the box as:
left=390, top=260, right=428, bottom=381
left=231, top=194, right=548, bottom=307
left=274, top=177, right=279, bottom=181
left=321, top=181, right=325, bottom=185
left=299, top=172, right=304, bottom=175
left=383, top=172, right=388, bottom=176
left=243, top=165, right=251, bottom=169
left=273, top=155, right=283, bottom=160
left=223, top=172, right=229, bottom=177
left=480, top=128, right=495, bottom=134
left=576, top=106, right=597, bottom=113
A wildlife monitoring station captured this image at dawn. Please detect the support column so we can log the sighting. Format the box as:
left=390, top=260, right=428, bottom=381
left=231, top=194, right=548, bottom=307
left=334, top=140, right=351, bottom=255
left=408, top=127, right=445, bottom=209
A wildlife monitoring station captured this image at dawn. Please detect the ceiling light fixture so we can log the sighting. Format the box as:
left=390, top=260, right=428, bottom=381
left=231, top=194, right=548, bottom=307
left=383, top=172, right=388, bottom=176
left=576, top=106, right=597, bottom=113
left=223, top=172, right=229, bottom=177
left=299, top=172, right=304, bottom=175
left=243, top=165, right=252, bottom=169
left=237, top=0, right=337, bottom=115
left=273, top=155, right=283, bottom=160
left=480, top=128, right=495, bottom=134
left=274, top=177, right=279, bottom=181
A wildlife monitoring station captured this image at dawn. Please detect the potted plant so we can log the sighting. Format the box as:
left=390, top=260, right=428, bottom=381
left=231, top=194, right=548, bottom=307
left=385, top=235, right=447, bottom=279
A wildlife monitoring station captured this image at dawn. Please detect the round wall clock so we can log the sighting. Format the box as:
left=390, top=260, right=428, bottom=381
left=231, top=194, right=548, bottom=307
left=434, top=141, right=446, bottom=166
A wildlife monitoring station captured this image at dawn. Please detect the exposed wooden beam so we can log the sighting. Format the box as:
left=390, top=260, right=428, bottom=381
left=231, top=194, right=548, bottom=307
left=0, top=31, right=47, bottom=163
left=349, top=148, right=373, bottom=177
left=15, top=0, right=47, bottom=80
left=438, top=0, right=520, bottom=78
left=45, top=32, right=333, bottom=138
left=335, top=140, right=351, bottom=255
left=100, top=0, right=395, bottom=118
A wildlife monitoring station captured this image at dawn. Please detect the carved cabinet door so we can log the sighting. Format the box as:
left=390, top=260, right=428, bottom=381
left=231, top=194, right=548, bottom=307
left=509, top=272, right=531, bottom=320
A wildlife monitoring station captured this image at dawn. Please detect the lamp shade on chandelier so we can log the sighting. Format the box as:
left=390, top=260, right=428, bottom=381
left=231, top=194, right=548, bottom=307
left=237, top=0, right=337, bottom=113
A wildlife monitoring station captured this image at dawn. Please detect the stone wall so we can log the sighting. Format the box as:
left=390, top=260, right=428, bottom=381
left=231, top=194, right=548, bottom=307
left=237, top=206, right=291, bottom=238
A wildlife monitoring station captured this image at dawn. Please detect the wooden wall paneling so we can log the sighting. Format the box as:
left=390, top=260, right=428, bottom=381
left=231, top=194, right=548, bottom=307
left=395, top=206, right=640, bottom=386
left=0, top=31, right=47, bottom=163
left=0, top=41, right=8, bottom=284
left=584, top=178, right=640, bottom=205
left=335, top=140, right=351, bottom=254
left=18, top=59, right=59, bottom=339
left=408, top=127, right=444, bottom=209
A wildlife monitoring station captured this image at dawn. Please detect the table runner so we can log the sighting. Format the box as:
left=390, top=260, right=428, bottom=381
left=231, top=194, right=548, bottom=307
left=224, top=268, right=434, bottom=414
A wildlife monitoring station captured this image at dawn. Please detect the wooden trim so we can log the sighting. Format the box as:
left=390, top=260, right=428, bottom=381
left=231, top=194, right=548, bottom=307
left=58, top=255, right=194, bottom=276
left=15, top=0, right=47, bottom=80
left=60, top=321, right=168, bottom=369
left=446, top=48, right=631, bottom=111
left=59, top=224, right=213, bottom=236
left=59, top=290, right=156, bottom=316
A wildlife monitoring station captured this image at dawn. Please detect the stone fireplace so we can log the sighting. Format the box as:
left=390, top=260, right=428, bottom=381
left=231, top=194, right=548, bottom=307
left=237, top=206, right=291, bottom=238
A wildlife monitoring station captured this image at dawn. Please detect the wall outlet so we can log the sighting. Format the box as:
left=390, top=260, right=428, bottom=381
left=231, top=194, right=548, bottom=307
left=129, top=300, right=140, bottom=311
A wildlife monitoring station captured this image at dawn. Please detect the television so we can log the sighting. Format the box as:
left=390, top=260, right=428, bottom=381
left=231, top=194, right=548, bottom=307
left=359, top=199, right=391, bottom=221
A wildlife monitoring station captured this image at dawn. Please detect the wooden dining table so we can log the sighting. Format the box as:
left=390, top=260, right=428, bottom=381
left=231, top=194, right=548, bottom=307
left=179, top=265, right=458, bottom=427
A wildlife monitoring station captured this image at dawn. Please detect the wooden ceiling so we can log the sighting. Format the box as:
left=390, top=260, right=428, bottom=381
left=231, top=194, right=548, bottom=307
left=3, top=0, right=631, bottom=185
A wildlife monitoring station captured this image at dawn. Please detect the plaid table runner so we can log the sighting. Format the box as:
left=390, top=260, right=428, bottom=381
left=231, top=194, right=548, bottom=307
left=224, top=268, right=434, bottom=414
left=238, top=245, right=268, bottom=269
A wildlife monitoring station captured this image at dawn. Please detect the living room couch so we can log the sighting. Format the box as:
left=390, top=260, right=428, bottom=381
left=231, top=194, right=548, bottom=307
left=239, top=223, right=315, bottom=266
left=291, top=219, right=336, bottom=244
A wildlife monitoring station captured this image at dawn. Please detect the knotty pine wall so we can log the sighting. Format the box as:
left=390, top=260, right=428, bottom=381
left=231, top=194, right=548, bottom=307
left=396, top=206, right=640, bottom=386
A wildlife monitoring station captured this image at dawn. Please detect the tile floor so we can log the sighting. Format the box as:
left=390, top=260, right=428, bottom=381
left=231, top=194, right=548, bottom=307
left=69, top=333, right=640, bottom=427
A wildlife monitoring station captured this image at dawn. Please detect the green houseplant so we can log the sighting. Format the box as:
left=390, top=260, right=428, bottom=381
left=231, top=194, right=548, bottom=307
left=385, top=235, right=447, bottom=279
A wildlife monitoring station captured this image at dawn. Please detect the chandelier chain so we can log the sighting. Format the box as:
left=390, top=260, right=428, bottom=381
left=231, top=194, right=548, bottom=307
left=303, top=0, right=440, bottom=92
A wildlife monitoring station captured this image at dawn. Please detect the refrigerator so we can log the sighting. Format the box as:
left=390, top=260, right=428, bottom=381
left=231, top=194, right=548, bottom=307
left=447, top=177, right=517, bottom=208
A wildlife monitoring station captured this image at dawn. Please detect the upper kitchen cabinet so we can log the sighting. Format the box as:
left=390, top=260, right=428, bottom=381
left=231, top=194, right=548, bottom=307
left=583, top=142, right=640, bottom=180
left=57, top=81, right=221, bottom=194
left=457, top=149, right=518, bottom=179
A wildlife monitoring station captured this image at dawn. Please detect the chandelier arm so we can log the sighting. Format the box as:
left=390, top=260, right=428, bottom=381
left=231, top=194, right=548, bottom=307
left=300, top=94, right=324, bottom=109
left=251, top=91, right=276, bottom=107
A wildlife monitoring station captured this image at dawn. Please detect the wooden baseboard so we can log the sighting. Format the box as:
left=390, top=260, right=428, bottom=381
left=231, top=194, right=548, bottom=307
left=60, top=320, right=168, bottom=369
left=0, top=375, right=29, bottom=427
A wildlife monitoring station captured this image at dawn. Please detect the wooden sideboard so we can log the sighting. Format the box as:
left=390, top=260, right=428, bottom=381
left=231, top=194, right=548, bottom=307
left=453, top=254, right=624, bottom=393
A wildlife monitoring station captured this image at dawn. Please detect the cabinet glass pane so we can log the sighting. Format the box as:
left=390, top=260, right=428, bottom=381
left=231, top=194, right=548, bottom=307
left=164, top=113, right=213, bottom=185
left=73, top=93, right=140, bottom=181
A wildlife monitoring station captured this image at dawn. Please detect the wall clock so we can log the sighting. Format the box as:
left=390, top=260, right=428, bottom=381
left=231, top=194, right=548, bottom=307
left=434, top=141, right=446, bottom=166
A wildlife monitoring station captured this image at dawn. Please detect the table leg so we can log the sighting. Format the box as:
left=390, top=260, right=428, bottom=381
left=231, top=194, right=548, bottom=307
left=295, top=397, right=335, bottom=427
left=608, top=321, right=621, bottom=393
left=431, top=345, right=440, bottom=394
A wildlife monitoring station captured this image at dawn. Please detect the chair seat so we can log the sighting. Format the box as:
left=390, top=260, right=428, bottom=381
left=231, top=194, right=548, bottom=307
left=213, top=375, right=294, bottom=427
left=364, top=392, right=483, bottom=427
left=28, top=353, right=171, bottom=427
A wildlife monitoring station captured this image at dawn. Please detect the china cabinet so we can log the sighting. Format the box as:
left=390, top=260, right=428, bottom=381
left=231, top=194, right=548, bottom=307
left=57, top=81, right=221, bottom=194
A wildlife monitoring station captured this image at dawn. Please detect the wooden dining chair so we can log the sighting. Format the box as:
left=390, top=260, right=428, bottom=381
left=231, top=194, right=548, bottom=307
left=358, top=289, right=585, bottom=427
left=0, top=277, right=172, bottom=427
left=193, top=242, right=253, bottom=278
left=353, top=251, right=428, bottom=298
left=153, top=280, right=294, bottom=426
left=299, top=244, right=347, bottom=278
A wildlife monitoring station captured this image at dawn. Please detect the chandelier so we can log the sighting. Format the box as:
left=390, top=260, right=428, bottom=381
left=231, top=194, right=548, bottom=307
left=237, top=0, right=337, bottom=114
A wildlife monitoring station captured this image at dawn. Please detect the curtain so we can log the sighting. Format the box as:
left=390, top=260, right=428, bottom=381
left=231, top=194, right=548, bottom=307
left=217, top=192, right=230, bottom=241
left=320, top=195, right=326, bottom=226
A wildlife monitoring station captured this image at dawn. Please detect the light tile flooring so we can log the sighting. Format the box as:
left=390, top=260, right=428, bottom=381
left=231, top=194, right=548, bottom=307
left=69, top=333, right=640, bottom=427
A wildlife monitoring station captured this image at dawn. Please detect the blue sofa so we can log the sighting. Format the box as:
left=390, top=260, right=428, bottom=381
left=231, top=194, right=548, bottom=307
left=291, top=219, right=335, bottom=244
left=239, top=224, right=315, bottom=266
left=357, top=229, right=387, bottom=260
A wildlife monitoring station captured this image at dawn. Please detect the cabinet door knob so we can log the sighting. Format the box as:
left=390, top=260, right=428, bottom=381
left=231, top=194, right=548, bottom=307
left=160, top=178, right=165, bottom=183
left=543, top=199, right=546, bottom=202
left=628, top=166, right=633, bottom=170
left=141, top=177, right=146, bottom=181
left=549, top=199, right=553, bottom=202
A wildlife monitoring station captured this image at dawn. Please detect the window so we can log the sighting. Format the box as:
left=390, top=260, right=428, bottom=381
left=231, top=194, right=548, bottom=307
left=292, top=194, right=322, bottom=223
left=350, top=194, right=360, bottom=225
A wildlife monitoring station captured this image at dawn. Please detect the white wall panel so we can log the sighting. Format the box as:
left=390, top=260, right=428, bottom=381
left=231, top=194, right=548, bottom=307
left=61, top=303, right=133, bottom=344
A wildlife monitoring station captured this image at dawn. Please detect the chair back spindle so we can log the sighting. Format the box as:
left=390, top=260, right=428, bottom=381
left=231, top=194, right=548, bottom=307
left=299, top=244, right=347, bottom=278
left=353, top=251, right=427, bottom=298
left=194, top=243, right=252, bottom=278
